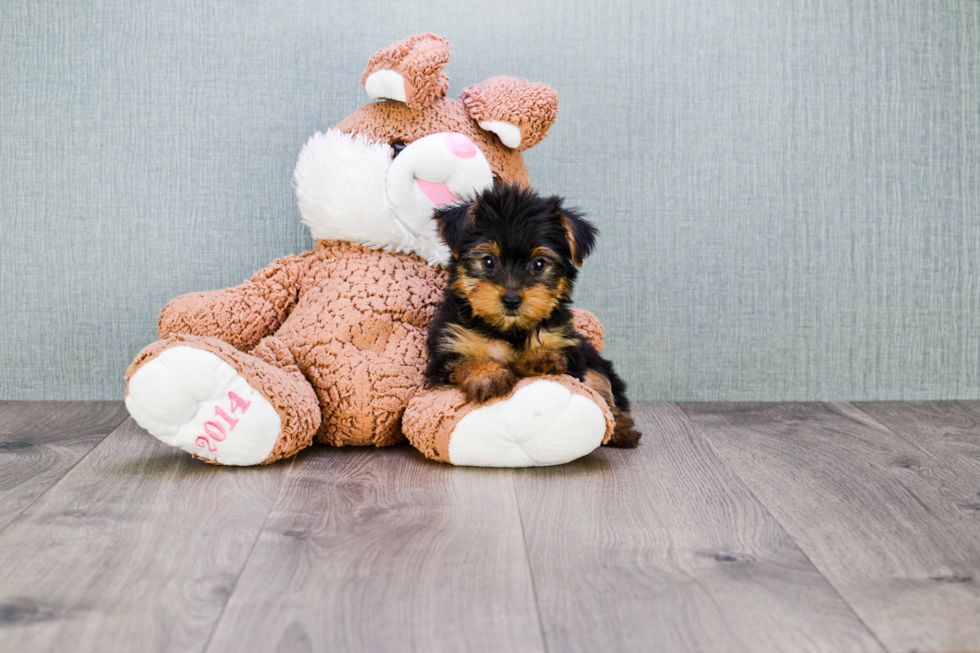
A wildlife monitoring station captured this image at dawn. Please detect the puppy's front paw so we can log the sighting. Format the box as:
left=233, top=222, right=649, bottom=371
left=452, top=359, right=517, bottom=403
left=513, top=350, right=568, bottom=377
left=463, top=368, right=517, bottom=403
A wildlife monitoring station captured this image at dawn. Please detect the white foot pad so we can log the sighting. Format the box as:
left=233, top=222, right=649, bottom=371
left=447, top=380, right=606, bottom=467
left=125, top=347, right=282, bottom=466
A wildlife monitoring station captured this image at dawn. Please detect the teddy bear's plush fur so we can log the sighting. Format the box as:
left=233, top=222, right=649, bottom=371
left=124, top=33, right=614, bottom=467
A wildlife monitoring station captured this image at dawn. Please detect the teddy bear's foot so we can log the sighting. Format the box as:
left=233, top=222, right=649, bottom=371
left=448, top=380, right=606, bottom=466
left=404, top=377, right=614, bottom=467
left=126, top=345, right=282, bottom=465
left=125, top=337, right=320, bottom=466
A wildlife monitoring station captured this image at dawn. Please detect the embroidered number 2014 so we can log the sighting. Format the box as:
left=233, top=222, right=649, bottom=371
left=196, top=391, right=252, bottom=453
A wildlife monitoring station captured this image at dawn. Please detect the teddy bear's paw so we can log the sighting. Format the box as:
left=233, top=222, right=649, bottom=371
left=125, top=346, right=282, bottom=466
left=446, top=379, right=606, bottom=467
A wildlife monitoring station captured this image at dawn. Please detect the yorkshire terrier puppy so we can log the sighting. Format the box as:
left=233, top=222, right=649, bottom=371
left=425, top=184, right=641, bottom=447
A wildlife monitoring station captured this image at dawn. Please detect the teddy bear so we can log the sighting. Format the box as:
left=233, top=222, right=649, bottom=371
left=124, top=33, right=615, bottom=467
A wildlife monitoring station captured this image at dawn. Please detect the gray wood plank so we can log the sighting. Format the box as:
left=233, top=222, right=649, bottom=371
left=205, top=446, right=544, bottom=653
left=956, top=400, right=980, bottom=421
left=0, top=418, right=288, bottom=653
left=681, top=402, right=980, bottom=653
left=855, top=402, right=980, bottom=500
left=514, top=402, right=882, bottom=653
left=0, top=401, right=129, bottom=532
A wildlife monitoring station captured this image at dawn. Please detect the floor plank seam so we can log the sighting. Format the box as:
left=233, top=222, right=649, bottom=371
left=200, top=454, right=298, bottom=653
left=0, top=412, right=128, bottom=540
left=511, top=472, right=550, bottom=653
left=671, top=403, right=892, bottom=653
left=846, top=402, right=952, bottom=470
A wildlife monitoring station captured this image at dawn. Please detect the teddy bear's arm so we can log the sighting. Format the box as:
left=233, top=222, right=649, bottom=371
left=571, top=308, right=605, bottom=352
left=157, top=253, right=311, bottom=351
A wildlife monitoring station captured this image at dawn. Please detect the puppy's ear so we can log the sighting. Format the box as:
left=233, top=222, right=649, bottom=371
left=554, top=202, right=597, bottom=266
left=435, top=201, right=476, bottom=259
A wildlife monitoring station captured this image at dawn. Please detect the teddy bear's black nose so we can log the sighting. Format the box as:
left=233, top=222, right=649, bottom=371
left=502, top=292, right=522, bottom=310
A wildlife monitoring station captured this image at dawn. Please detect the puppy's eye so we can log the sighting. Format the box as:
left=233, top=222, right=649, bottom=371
left=482, top=256, right=496, bottom=270
left=532, top=258, right=547, bottom=273
left=390, top=142, right=407, bottom=158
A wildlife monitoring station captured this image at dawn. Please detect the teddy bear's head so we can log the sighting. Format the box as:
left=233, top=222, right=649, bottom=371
left=293, top=33, right=559, bottom=265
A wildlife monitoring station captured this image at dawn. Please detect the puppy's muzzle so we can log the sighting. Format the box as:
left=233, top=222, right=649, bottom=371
left=501, top=292, right=522, bottom=312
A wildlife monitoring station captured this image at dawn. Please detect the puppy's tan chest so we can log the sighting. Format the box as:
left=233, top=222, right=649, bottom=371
left=526, top=324, right=577, bottom=353
left=441, top=324, right=516, bottom=365
left=441, top=323, right=576, bottom=367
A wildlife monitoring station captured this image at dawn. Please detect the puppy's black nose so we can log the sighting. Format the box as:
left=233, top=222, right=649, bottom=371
left=501, top=292, right=522, bottom=310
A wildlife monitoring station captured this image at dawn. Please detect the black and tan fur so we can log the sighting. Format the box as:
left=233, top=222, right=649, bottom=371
left=425, top=184, right=641, bottom=447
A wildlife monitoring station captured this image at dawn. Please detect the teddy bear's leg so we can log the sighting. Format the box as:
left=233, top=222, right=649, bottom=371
left=310, top=323, right=429, bottom=448
left=403, top=376, right=614, bottom=467
left=125, top=334, right=320, bottom=466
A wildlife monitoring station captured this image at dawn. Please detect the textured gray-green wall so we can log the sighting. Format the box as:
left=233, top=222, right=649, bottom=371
left=2, top=0, right=979, bottom=401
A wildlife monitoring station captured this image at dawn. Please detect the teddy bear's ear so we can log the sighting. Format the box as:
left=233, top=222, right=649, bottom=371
left=461, top=77, right=559, bottom=152
left=361, top=33, right=451, bottom=110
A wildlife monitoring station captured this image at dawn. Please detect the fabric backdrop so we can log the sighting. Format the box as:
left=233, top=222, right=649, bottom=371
left=2, top=0, right=978, bottom=401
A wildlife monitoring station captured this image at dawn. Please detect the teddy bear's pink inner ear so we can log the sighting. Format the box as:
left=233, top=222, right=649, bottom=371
left=462, top=77, right=559, bottom=152
left=360, top=33, right=451, bottom=110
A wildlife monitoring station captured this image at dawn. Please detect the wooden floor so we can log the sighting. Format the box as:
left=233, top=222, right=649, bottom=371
left=0, top=402, right=978, bottom=652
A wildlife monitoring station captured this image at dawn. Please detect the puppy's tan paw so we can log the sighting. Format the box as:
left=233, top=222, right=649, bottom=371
left=452, top=358, right=517, bottom=403
left=462, top=369, right=517, bottom=403
left=513, top=350, right=567, bottom=377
